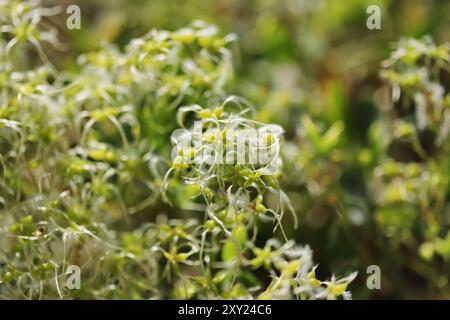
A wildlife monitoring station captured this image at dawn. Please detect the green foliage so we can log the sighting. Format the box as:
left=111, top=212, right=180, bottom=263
left=372, top=37, right=450, bottom=261
left=1, top=0, right=449, bottom=300
left=0, top=0, right=356, bottom=299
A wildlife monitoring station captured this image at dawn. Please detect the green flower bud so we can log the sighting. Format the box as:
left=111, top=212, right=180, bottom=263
left=255, top=203, right=267, bottom=214
left=198, top=109, right=212, bottom=119
left=205, top=220, right=216, bottom=232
